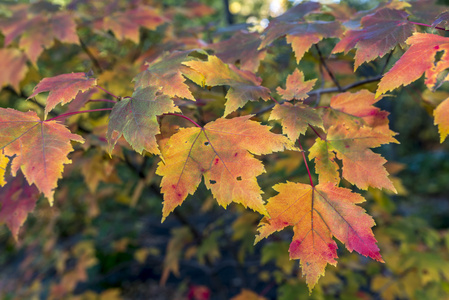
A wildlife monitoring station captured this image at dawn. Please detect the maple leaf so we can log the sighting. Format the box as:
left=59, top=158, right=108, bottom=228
left=134, top=51, right=198, bottom=101
left=261, top=21, right=343, bottom=64
left=28, top=73, right=97, bottom=118
left=434, top=98, right=449, bottom=142
left=183, top=55, right=271, bottom=116
left=269, top=103, right=323, bottom=142
left=156, top=115, right=295, bottom=221
left=324, top=90, right=395, bottom=136
left=377, top=33, right=449, bottom=97
left=0, top=171, right=39, bottom=241
left=276, top=69, right=317, bottom=101
left=309, top=124, right=397, bottom=191
left=103, top=7, right=166, bottom=43
left=333, top=8, right=414, bottom=70
left=432, top=11, right=449, bottom=30
left=0, top=48, right=28, bottom=93
left=0, top=108, right=84, bottom=205
left=255, top=182, right=383, bottom=291
left=0, top=7, right=78, bottom=65
left=257, top=2, right=335, bottom=64
left=208, top=31, right=266, bottom=72
left=107, top=86, right=180, bottom=155
left=311, top=90, right=398, bottom=189
left=0, top=151, right=7, bottom=187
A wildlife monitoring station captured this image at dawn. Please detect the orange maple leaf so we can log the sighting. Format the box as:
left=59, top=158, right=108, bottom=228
left=377, top=33, right=449, bottom=96
left=156, top=115, right=295, bottom=221
left=324, top=90, right=395, bottom=136
left=183, top=55, right=271, bottom=116
left=309, top=90, right=398, bottom=190
left=107, top=86, right=180, bottom=155
left=0, top=108, right=84, bottom=205
left=269, top=103, right=323, bottom=142
left=28, top=72, right=97, bottom=118
left=276, top=69, right=317, bottom=101
left=310, top=124, right=397, bottom=192
left=134, top=51, right=198, bottom=101
left=256, top=182, right=383, bottom=291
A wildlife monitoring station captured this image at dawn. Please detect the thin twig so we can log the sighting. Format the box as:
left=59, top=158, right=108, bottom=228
left=96, top=86, right=120, bottom=99
left=314, top=63, right=325, bottom=107
left=270, top=96, right=280, bottom=105
left=79, top=37, right=103, bottom=73
left=88, top=99, right=117, bottom=104
left=308, top=124, right=324, bottom=140
left=164, top=113, right=202, bottom=128
left=254, top=75, right=383, bottom=116
left=314, top=44, right=342, bottom=91
left=409, top=20, right=449, bottom=32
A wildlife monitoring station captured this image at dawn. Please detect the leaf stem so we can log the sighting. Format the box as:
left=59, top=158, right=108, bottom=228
left=164, top=113, right=202, bottom=128
left=96, top=86, right=120, bottom=99
left=298, top=139, right=314, bottom=187
left=89, top=99, right=117, bottom=103
left=409, top=20, right=448, bottom=31
left=308, top=124, right=324, bottom=140
left=270, top=96, right=280, bottom=105
left=45, top=108, right=113, bottom=122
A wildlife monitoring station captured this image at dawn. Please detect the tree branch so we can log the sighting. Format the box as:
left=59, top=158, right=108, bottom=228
left=314, top=44, right=342, bottom=92
left=79, top=37, right=103, bottom=73
left=254, top=75, right=382, bottom=116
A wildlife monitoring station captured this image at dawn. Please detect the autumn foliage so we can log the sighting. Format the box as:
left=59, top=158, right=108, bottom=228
left=1, top=0, right=449, bottom=299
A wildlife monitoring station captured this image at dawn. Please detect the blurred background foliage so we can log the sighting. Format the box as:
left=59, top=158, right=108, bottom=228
left=0, top=0, right=449, bottom=299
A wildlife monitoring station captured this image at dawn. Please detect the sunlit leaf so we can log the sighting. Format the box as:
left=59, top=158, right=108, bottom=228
left=156, top=115, right=295, bottom=221
left=256, top=182, right=383, bottom=291
left=0, top=108, right=84, bottom=205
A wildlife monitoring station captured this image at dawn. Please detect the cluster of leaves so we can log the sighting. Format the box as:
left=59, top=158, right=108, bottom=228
left=1, top=0, right=449, bottom=298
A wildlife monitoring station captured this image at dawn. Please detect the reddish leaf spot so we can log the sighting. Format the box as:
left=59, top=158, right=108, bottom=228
left=345, top=145, right=350, bottom=148
left=214, top=158, right=219, bottom=165
left=200, top=168, right=205, bottom=173
left=234, top=152, right=238, bottom=157
left=172, top=185, right=176, bottom=189
left=435, top=45, right=440, bottom=50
